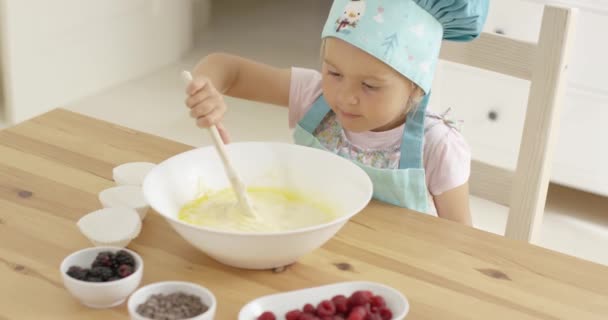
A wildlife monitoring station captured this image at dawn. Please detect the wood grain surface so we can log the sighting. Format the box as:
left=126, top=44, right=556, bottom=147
left=1, top=109, right=606, bottom=320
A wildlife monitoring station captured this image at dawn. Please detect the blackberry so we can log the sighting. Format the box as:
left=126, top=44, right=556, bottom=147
left=117, top=264, right=134, bottom=278
left=66, top=266, right=88, bottom=281
left=114, top=250, right=135, bottom=268
left=92, top=251, right=115, bottom=268
left=89, top=266, right=114, bottom=281
left=86, top=276, right=103, bottom=282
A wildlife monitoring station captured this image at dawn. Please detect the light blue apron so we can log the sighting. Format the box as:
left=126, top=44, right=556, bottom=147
left=293, top=94, right=431, bottom=213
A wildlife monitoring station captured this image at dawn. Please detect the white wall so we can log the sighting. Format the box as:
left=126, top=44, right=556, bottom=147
left=0, top=1, right=7, bottom=124
left=0, top=0, right=193, bottom=124
left=193, top=0, right=212, bottom=40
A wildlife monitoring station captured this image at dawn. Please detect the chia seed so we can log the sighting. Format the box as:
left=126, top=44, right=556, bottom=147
left=136, top=292, right=208, bottom=320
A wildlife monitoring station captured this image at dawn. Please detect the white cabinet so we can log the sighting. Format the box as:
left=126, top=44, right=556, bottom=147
left=433, top=62, right=530, bottom=170
left=0, top=0, right=193, bottom=124
left=434, top=0, right=608, bottom=196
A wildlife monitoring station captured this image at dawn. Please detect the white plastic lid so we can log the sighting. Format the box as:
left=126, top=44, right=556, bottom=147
left=112, top=162, right=156, bottom=186
left=77, top=207, right=142, bottom=245
left=99, top=185, right=147, bottom=209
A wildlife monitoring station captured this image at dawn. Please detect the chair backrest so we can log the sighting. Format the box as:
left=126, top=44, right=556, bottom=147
left=438, top=5, right=578, bottom=243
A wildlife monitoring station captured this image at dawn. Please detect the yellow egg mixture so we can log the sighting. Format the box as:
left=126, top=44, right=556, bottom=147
left=178, top=187, right=337, bottom=232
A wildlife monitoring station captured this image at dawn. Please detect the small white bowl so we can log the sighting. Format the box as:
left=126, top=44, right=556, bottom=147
left=128, top=281, right=217, bottom=320
left=113, top=162, right=156, bottom=186
left=99, top=185, right=150, bottom=220
left=77, top=207, right=142, bottom=248
left=60, top=247, right=143, bottom=308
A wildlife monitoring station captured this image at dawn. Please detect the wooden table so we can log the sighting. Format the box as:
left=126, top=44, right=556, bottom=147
left=1, top=109, right=607, bottom=320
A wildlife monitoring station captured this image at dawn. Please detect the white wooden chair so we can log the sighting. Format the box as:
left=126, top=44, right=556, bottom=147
left=438, top=5, right=578, bottom=243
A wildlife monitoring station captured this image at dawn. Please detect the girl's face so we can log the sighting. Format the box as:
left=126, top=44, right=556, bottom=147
left=321, top=38, right=421, bottom=132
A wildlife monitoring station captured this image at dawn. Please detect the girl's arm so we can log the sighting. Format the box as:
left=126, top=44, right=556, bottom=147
left=433, top=183, right=472, bottom=226
left=191, top=52, right=291, bottom=107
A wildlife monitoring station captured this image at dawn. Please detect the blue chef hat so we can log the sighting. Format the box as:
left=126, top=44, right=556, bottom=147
left=322, top=0, right=489, bottom=94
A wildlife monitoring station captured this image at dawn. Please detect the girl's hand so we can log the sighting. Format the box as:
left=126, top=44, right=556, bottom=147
left=185, top=76, right=231, bottom=143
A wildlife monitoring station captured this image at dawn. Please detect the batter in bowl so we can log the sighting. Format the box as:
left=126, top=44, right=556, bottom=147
left=178, top=187, right=336, bottom=232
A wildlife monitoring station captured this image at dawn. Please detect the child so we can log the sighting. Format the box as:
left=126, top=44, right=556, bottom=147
left=184, top=0, right=489, bottom=225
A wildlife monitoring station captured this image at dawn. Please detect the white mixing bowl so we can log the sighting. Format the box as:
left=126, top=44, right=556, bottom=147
left=142, top=142, right=372, bottom=270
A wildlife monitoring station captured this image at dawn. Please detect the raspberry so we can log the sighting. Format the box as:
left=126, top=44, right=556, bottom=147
left=66, top=266, right=88, bottom=280
left=317, top=300, right=336, bottom=317
left=285, top=310, right=302, bottom=320
left=370, top=296, right=386, bottom=309
left=117, top=264, right=134, bottom=278
left=364, top=313, right=382, bottom=320
left=257, top=311, right=276, bottom=320
left=114, top=250, right=136, bottom=267
left=303, top=303, right=315, bottom=314
left=346, top=306, right=367, bottom=320
left=268, top=292, right=389, bottom=320
left=92, top=251, right=114, bottom=268
left=378, top=307, right=392, bottom=320
left=349, top=291, right=373, bottom=307
left=332, top=295, right=349, bottom=314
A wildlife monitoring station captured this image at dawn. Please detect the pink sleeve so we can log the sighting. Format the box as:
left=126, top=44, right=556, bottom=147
left=423, top=121, right=471, bottom=196
left=288, top=67, right=324, bottom=129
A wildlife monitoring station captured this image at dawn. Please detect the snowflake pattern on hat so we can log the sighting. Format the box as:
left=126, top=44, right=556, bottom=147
left=322, top=0, right=489, bottom=93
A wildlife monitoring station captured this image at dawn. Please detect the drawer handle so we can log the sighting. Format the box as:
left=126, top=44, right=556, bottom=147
left=488, top=110, right=499, bottom=121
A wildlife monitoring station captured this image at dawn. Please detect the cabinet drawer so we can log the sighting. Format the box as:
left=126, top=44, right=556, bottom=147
left=434, top=0, right=608, bottom=196
left=434, top=62, right=608, bottom=196
left=432, top=62, right=530, bottom=170
left=483, top=0, right=544, bottom=42
left=487, top=0, right=608, bottom=100
left=553, top=89, right=608, bottom=195
left=565, top=9, right=608, bottom=93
